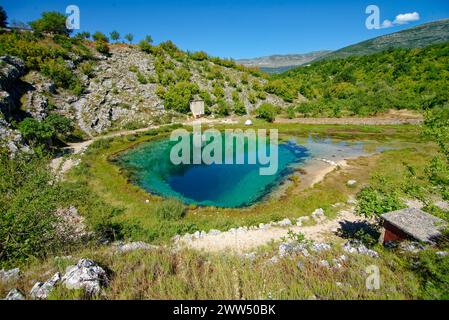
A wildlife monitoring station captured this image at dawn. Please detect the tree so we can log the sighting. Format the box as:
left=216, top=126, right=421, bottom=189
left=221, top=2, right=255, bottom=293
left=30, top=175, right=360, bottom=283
left=76, top=31, right=90, bottom=40
left=255, top=103, right=279, bottom=122
left=0, top=6, right=7, bottom=28
left=92, top=31, right=109, bottom=43
left=110, top=30, right=120, bottom=42
left=124, top=33, right=133, bottom=44
left=145, top=35, right=153, bottom=44
left=29, top=11, right=70, bottom=35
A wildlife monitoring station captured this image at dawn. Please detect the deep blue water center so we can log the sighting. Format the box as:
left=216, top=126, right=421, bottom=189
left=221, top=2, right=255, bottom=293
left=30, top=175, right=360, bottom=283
left=117, top=133, right=310, bottom=208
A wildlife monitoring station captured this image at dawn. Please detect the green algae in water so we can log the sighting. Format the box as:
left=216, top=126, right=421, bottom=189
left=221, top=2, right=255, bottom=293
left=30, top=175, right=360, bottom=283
left=117, top=133, right=310, bottom=208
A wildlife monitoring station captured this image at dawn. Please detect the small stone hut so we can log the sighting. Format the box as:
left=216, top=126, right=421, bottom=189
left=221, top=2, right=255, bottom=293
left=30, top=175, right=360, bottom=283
left=190, top=100, right=205, bottom=119
left=380, top=208, right=447, bottom=244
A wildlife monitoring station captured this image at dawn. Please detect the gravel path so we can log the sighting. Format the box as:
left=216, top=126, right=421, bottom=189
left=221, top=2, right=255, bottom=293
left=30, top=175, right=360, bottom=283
left=175, top=208, right=364, bottom=253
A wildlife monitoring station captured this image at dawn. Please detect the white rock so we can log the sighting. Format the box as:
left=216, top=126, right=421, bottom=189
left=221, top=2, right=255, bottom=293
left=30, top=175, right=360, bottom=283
left=5, top=288, right=25, bottom=300
left=61, top=259, right=109, bottom=296
left=347, top=180, right=357, bottom=187
left=436, top=251, right=449, bottom=256
left=115, top=241, right=158, bottom=253
left=278, top=218, right=292, bottom=227
left=0, top=268, right=20, bottom=283
left=311, top=208, right=325, bottom=221
left=30, top=272, right=61, bottom=300
left=208, top=229, right=221, bottom=236
left=310, top=242, right=331, bottom=252
left=319, top=260, right=330, bottom=268
left=268, top=256, right=280, bottom=264
left=244, top=119, right=253, bottom=126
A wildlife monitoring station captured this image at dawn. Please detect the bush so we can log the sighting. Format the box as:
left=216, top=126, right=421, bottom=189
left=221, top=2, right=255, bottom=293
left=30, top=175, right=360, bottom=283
left=164, top=81, right=199, bottom=113
left=0, top=152, right=70, bottom=266
left=216, top=99, right=230, bottom=117
left=40, top=58, right=73, bottom=88
left=95, top=40, right=110, bottom=55
left=136, top=72, right=148, bottom=84
left=92, top=31, right=109, bottom=43
left=29, top=11, right=71, bottom=35
left=138, top=40, right=152, bottom=53
left=190, top=51, right=208, bottom=61
left=412, top=250, right=449, bottom=299
left=255, top=103, right=278, bottom=122
left=18, top=114, right=73, bottom=148
left=155, top=198, right=185, bottom=221
left=264, top=79, right=298, bottom=102
left=356, top=185, right=405, bottom=219
left=79, top=61, right=95, bottom=78
left=234, top=101, right=247, bottom=116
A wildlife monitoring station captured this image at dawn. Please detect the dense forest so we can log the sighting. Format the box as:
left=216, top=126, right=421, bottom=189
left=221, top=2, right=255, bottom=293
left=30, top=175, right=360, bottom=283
left=274, top=43, right=449, bottom=117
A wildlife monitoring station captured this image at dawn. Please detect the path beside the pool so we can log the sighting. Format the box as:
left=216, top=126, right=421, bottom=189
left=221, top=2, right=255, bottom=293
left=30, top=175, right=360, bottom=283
left=174, top=206, right=369, bottom=253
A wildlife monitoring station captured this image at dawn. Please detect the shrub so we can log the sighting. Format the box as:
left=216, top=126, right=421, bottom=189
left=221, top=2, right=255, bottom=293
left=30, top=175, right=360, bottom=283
left=155, top=198, right=185, bottom=221
left=79, top=61, right=95, bottom=78
left=29, top=11, right=71, bottom=35
left=18, top=114, right=73, bottom=147
left=264, top=79, right=298, bottom=102
left=356, top=185, right=405, bottom=219
left=138, top=39, right=152, bottom=53
left=216, top=99, right=230, bottom=117
left=412, top=250, right=449, bottom=299
left=0, top=152, right=70, bottom=266
left=255, top=103, right=278, bottom=122
left=136, top=72, right=148, bottom=84
left=92, top=31, right=109, bottom=43
left=164, top=81, right=199, bottom=113
left=234, top=101, right=247, bottom=116
left=40, top=58, right=73, bottom=88
left=95, top=40, right=110, bottom=55
left=190, top=51, right=208, bottom=61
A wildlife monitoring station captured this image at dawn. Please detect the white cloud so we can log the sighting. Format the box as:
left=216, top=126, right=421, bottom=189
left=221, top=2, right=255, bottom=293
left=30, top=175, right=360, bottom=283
left=381, top=19, right=393, bottom=29
left=393, top=12, right=420, bottom=25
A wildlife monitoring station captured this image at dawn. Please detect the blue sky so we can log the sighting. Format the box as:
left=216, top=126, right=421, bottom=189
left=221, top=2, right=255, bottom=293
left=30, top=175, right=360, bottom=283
left=2, top=0, right=449, bottom=58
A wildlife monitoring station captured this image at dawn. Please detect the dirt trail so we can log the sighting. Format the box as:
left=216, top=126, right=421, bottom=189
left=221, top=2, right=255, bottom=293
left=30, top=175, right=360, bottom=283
left=176, top=208, right=364, bottom=253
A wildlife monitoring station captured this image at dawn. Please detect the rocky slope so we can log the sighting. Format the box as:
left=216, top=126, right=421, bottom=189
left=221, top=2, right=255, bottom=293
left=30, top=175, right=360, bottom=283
left=0, top=56, right=30, bottom=154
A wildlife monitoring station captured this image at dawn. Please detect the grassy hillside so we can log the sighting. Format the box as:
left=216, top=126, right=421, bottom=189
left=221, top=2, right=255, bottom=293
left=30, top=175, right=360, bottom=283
left=316, top=19, right=449, bottom=61
left=277, top=42, right=449, bottom=117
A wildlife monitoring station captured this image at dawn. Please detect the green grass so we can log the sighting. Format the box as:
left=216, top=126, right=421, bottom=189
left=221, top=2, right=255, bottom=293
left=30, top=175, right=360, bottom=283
left=66, top=123, right=436, bottom=244
left=0, top=243, right=423, bottom=300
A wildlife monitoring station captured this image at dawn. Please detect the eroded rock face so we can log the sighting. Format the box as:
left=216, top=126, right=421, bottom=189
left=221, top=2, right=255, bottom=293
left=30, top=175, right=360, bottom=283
left=0, top=117, right=30, bottom=155
left=0, top=267, right=20, bottom=283
left=30, top=272, right=61, bottom=300
left=5, top=288, right=25, bottom=300
left=61, top=259, right=109, bottom=296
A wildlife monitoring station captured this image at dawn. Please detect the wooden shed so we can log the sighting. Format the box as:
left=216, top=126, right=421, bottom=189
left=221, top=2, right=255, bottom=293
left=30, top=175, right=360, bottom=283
left=380, top=208, right=447, bottom=244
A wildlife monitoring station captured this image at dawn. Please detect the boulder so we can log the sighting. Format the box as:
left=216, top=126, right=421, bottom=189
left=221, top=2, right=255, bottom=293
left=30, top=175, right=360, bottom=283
left=244, top=119, right=253, bottom=126
left=343, top=240, right=379, bottom=258
left=30, top=272, right=61, bottom=300
left=347, top=180, right=357, bottom=187
left=61, top=259, right=109, bottom=296
left=114, top=241, right=158, bottom=253
left=310, top=242, right=331, bottom=253
left=0, top=267, right=20, bottom=283
left=311, top=208, right=325, bottom=221
left=5, top=288, right=25, bottom=300
left=277, top=218, right=292, bottom=227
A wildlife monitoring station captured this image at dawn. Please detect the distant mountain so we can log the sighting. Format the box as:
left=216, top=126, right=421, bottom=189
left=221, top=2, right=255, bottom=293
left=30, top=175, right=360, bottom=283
left=237, top=51, right=332, bottom=74
left=316, top=19, right=449, bottom=62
